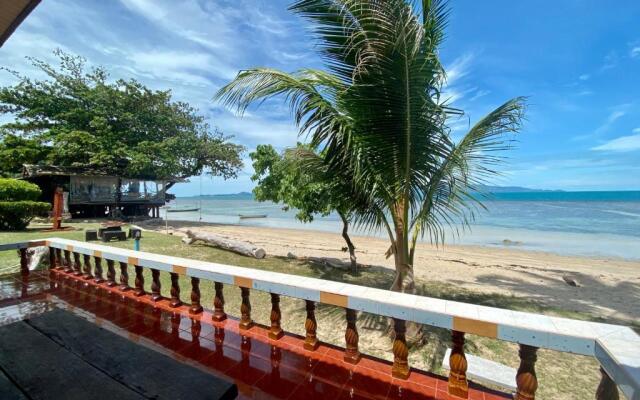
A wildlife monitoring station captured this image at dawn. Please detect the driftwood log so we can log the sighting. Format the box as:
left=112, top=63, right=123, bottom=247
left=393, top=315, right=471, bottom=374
left=182, top=230, right=266, bottom=259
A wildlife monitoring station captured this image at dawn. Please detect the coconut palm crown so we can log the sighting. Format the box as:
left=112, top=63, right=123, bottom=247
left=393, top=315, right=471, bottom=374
left=216, top=0, right=526, bottom=293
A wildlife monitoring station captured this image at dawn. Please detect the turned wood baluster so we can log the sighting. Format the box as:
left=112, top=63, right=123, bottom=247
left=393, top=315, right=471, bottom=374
left=392, top=318, right=410, bottom=379
left=82, top=254, right=93, bottom=279
left=515, top=345, right=538, bottom=400
left=239, top=287, right=253, bottom=329
left=72, top=252, right=82, bottom=276
left=596, top=367, right=619, bottom=400
left=190, top=277, right=203, bottom=314
left=55, top=248, right=63, bottom=269
left=169, top=272, right=181, bottom=307
left=344, top=308, right=360, bottom=363
left=134, top=265, right=145, bottom=296
left=448, top=331, right=469, bottom=398
left=212, top=282, right=226, bottom=321
left=93, top=256, right=104, bottom=283
left=19, top=248, right=28, bottom=277
left=106, top=259, right=116, bottom=286
left=64, top=250, right=72, bottom=273
left=269, top=293, right=283, bottom=340
left=304, top=300, right=319, bottom=351
left=150, top=269, right=162, bottom=301
left=118, top=262, right=129, bottom=291
left=48, top=247, right=56, bottom=270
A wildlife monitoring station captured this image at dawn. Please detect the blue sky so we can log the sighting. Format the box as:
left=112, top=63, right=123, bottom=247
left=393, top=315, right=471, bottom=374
left=1, top=0, right=639, bottom=195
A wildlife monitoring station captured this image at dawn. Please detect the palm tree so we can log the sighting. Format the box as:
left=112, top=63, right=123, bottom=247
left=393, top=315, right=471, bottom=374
left=216, top=0, right=525, bottom=294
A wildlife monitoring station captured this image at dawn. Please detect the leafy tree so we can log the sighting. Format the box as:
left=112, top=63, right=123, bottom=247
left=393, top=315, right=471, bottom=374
left=0, top=50, right=244, bottom=180
left=251, top=144, right=359, bottom=272
left=217, top=0, right=526, bottom=295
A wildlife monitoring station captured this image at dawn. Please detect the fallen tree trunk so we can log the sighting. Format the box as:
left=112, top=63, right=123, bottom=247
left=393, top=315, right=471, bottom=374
left=182, top=230, right=266, bottom=259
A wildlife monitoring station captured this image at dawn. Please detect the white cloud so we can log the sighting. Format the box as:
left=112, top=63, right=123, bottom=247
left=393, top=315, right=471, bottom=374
left=578, top=106, right=631, bottom=139
left=592, top=134, right=640, bottom=152
left=445, top=53, right=474, bottom=86
left=579, top=74, right=590, bottom=81
left=631, top=46, right=640, bottom=59
left=127, top=50, right=237, bottom=83
left=634, top=128, right=640, bottom=134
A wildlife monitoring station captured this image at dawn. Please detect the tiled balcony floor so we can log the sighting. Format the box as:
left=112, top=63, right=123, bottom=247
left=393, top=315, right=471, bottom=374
left=0, top=269, right=512, bottom=400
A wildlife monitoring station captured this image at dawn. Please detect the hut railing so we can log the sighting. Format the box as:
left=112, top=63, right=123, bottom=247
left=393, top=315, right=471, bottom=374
left=3, top=238, right=639, bottom=400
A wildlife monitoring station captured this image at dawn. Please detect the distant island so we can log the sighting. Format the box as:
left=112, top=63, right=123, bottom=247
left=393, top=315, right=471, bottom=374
left=186, top=186, right=558, bottom=199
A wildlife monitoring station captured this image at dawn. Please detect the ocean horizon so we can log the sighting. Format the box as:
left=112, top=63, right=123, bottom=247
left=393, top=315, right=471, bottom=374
left=164, top=190, right=640, bottom=261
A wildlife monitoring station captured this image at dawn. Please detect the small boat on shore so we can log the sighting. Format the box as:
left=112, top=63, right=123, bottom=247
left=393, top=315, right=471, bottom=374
left=167, top=207, right=200, bottom=213
left=239, top=214, right=267, bottom=219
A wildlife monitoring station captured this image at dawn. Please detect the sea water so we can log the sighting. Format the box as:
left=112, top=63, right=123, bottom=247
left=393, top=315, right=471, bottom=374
left=163, top=192, right=640, bottom=260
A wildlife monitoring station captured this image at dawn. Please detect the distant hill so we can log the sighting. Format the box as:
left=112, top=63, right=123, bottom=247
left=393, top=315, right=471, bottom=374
left=193, top=192, right=254, bottom=199
left=478, top=185, right=561, bottom=193
left=183, top=186, right=558, bottom=199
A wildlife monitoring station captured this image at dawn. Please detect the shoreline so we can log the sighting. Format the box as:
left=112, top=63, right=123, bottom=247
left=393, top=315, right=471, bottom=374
left=159, top=209, right=640, bottom=261
left=139, top=219, right=640, bottom=324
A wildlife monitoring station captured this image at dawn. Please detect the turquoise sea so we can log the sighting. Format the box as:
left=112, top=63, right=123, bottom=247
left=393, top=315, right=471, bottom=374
left=164, top=191, right=640, bottom=260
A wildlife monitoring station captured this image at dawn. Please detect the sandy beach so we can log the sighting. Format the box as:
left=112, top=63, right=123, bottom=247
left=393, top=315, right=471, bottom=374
left=140, top=220, right=640, bottom=325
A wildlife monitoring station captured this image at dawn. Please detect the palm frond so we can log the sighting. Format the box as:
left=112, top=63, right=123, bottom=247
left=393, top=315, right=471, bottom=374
left=215, top=68, right=350, bottom=143
left=410, top=97, right=527, bottom=246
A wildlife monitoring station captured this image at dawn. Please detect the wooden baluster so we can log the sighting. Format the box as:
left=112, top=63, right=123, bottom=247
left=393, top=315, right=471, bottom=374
left=596, top=367, right=619, bottom=400
left=344, top=308, right=360, bottom=363
left=212, top=282, right=227, bottom=321
left=82, top=254, right=92, bottom=279
left=515, top=345, right=538, bottom=400
left=55, top=248, right=63, bottom=269
left=134, top=265, right=145, bottom=296
left=169, top=272, right=181, bottom=307
left=118, top=262, right=129, bottom=291
left=150, top=269, right=162, bottom=301
left=239, top=287, right=253, bottom=330
left=48, top=247, right=56, bottom=270
left=448, top=331, right=469, bottom=398
left=19, top=248, right=29, bottom=277
left=93, top=256, right=104, bottom=283
left=73, top=252, right=82, bottom=276
left=106, top=259, right=116, bottom=286
left=304, top=300, right=319, bottom=351
left=392, top=318, right=410, bottom=379
left=64, top=250, right=72, bottom=273
left=190, top=277, right=203, bottom=314
left=268, top=293, right=283, bottom=340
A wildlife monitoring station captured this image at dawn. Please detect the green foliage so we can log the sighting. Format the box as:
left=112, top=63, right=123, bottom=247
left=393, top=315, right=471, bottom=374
left=0, top=178, right=42, bottom=201
left=0, top=179, right=50, bottom=230
left=217, top=0, right=526, bottom=290
left=0, top=201, right=50, bottom=231
left=0, top=50, right=245, bottom=179
left=250, top=144, right=339, bottom=223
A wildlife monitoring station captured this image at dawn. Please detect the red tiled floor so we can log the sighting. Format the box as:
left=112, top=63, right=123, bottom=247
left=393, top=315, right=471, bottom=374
left=0, top=269, right=512, bottom=400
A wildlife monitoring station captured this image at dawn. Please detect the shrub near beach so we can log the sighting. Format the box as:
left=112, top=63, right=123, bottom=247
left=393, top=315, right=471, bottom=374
left=0, top=179, right=50, bottom=231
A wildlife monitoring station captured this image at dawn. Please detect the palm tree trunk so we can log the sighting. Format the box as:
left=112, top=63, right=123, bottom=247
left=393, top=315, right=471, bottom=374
left=338, top=211, right=357, bottom=274
left=391, top=203, right=416, bottom=294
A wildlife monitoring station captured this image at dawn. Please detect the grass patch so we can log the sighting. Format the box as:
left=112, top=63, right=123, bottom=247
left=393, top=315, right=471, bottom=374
left=0, top=222, right=623, bottom=399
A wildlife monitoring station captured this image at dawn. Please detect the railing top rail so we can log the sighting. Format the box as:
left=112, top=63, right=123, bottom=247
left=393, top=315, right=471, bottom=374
left=3, top=238, right=639, bottom=399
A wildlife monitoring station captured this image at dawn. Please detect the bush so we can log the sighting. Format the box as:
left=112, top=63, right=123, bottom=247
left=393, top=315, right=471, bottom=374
left=0, top=179, right=50, bottom=230
left=0, top=201, right=51, bottom=230
left=0, top=178, right=42, bottom=201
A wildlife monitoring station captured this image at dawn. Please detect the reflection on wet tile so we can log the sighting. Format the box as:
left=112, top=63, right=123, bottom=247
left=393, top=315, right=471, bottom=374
left=0, top=270, right=509, bottom=400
